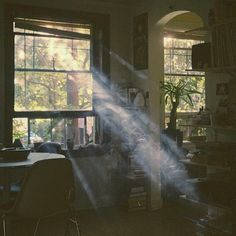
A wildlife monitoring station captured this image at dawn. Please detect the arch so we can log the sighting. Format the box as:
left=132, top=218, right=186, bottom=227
left=157, top=10, right=189, bottom=28
left=148, top=11, right=204, bottom=129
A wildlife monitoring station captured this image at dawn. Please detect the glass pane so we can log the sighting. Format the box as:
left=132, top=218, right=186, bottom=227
left=66, top=117, right=98, bottom=147
left=51, top=118, right=66, bottom=145
left=12, top=118, right=28, bottom=145
left=15, top=34, right=90, bottom=71
left=164, top=76, right=205, bottom=113
left=29, top=118, right=66, bottom=145
left=14, top=19, right=92, bottom=112
left=14, top=71, right=93, bottom=111
left=13, top=117, right=97, bottom=147
left=67, top=73, right=93, bottom=111
left=164, top=37, right=205, bottom=76
left=30, top=119, right=50, bottom=143
left=86, top=116, right=96, bottom=144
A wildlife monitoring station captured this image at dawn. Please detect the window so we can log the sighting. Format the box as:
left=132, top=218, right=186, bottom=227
left=8, top=14, right=104, bottom=147
left=14, top=18, right=92, bottom=112
left=164, top=37, right=206, bottom=138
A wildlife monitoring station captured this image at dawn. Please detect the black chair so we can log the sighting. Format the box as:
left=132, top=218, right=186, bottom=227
left=36, top=142, right=62, bottom=154
left=0, top=158, right=81, bottom=236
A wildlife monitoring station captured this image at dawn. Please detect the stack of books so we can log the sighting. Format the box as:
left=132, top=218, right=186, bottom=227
left=127, top=155, right=147, bottom=211
left=128, top=186, right=147, bottom=211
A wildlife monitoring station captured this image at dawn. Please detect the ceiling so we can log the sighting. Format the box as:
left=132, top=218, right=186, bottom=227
left=88, top=1, right=205, bottom=36
left=164, top=12, right=204, bottom=34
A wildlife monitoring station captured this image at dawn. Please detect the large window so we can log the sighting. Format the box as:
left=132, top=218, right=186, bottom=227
left=14, top=18, right=92, bottom=112
left=8, top=13, right=104, bottom=147
left=164, top=37, right=206, bottom=138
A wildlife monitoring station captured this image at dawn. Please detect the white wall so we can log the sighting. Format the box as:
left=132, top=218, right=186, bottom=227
left=0, top=0, right=5, bottom=144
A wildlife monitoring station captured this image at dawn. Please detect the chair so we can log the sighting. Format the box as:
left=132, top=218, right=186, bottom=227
left=36, top=142, right=62, bottom=154
left=0, top=158, right=81, bottom=236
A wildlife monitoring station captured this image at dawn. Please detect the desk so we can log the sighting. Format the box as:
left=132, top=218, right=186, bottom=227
left=0, top=153, right=65, bottom=201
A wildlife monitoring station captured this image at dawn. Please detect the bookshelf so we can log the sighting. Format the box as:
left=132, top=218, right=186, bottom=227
left=189, top=1, right=236, bottom=77
left=211, top=19, right=236, bottom=70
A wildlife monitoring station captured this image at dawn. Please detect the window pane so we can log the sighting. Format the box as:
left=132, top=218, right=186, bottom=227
left=66, top=117, right=97, bottom=146
left=164, top=37, right=205, bottom=76
left=14, top=71, right=93, bottom=111
left=15, top=34, right=90, bottom=71
left=30, top=119, right=51, bottom=143
left=13, top=117, right=97, bottom=146
left=86, top=116, right=97, bottom=144
left=14, top=19, right=92, bottom=112
left=164, top=76, right=205, bottom=113
left=12, top=118, right=28, bottom=144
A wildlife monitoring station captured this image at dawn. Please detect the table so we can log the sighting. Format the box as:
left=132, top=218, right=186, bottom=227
left=0, top=153, right=65, bottom=202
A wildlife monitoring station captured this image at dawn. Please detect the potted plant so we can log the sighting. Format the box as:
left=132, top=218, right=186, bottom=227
left=160, top=80, right=201, bottom=145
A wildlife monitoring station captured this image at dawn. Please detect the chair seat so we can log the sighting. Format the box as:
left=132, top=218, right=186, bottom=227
left=0, top=158, right=81, bottom=236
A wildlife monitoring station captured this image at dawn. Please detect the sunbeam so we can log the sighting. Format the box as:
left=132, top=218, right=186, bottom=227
left=88, top=66, right=198, bottom=203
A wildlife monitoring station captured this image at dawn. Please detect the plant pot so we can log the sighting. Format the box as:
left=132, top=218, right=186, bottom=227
left=161, top=128, right=183, bottom=147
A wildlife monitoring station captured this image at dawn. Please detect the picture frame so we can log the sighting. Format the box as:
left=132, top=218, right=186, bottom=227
left=127, top=88, right=146, bottom=107
left=133, top=13, right=148, bottom=70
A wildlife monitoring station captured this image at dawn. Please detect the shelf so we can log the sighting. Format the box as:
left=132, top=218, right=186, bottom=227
left=186, top=177, right=232, bottom=185
left=186, top=66, right=236, bottom=73
left=179, top=194, right=231, bottom=212
left=180, top=124, right=236, bottom=132
left=180, top=159, right=230, bottom=170
left=186, top=177, right=207, bottom=184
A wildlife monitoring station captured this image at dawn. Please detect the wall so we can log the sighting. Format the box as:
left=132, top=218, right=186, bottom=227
left=0, top=0, right=5, bottom=145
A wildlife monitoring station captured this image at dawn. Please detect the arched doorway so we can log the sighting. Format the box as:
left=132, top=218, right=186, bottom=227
left=147, top=11, right=205, bottom=210
left=148, top=11, right=204, bottom=130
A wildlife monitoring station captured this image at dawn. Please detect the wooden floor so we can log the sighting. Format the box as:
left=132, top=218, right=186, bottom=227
left=77, top=205, right=197, bottom=236
left=0, top=203, right=201, bottom=236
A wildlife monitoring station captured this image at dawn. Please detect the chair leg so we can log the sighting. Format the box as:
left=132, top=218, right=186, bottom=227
left=2, top=217, right=6, bottom=236
left=70, top=217, right=81, bottom=236
left=33, top=219, right=40, bottom=236
left=65, top=216, right=81, bottom=236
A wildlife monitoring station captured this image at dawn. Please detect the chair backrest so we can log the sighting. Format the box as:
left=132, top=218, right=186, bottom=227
left=36, top=142, right=62, bottom=154
left=12, top=158, right=74, bottom=219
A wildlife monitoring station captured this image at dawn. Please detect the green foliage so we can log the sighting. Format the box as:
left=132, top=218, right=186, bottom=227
left=12, top=119, right=27, bottom=140
left=160, top=80, right=202, bottom=129
left=13, top=21, right=93, bottom=144
left=160, top=80, right=202, bottom=108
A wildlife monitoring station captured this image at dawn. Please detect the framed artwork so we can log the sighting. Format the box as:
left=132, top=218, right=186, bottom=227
left=127, top=88, right=146, bottom=107
left=133, top=13, right=148, bottom=70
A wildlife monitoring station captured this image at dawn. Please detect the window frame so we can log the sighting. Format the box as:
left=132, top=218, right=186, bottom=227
left=4, top=4, right=110, bottom=146
left=163, top=36, right=206, bottom=133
